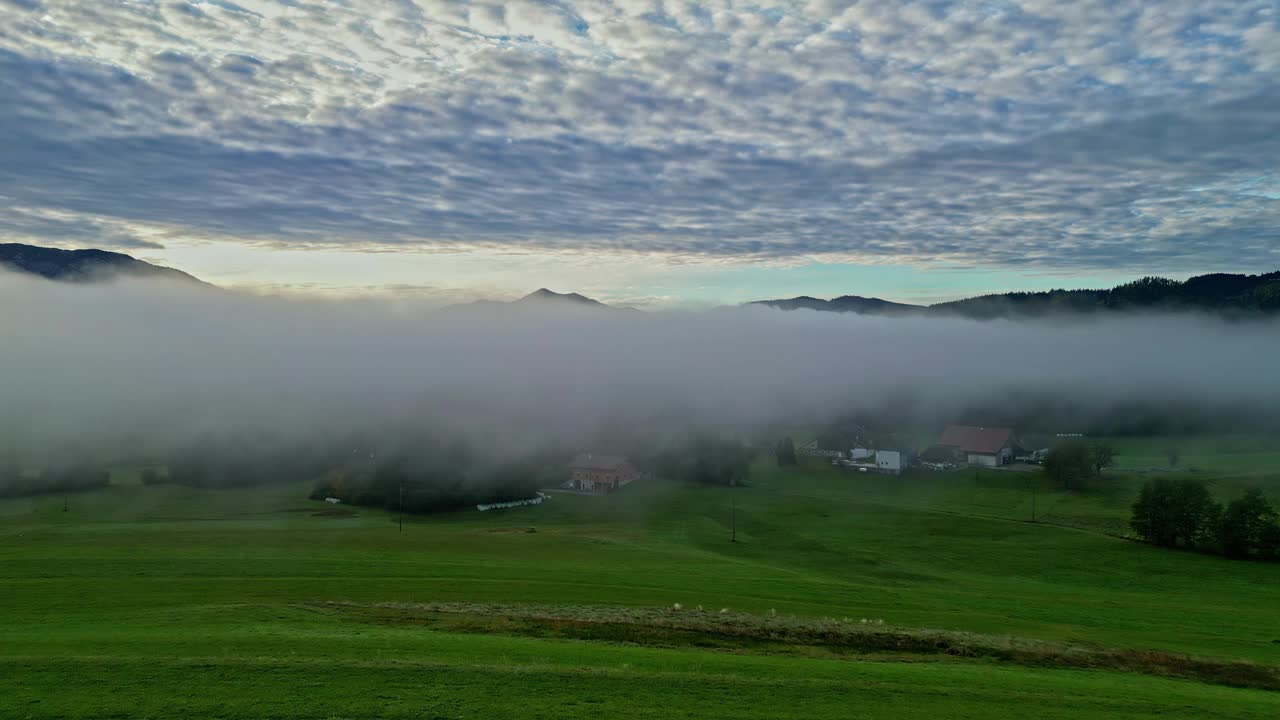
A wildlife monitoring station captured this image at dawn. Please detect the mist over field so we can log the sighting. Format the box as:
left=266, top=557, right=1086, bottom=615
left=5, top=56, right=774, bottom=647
left=2, top=270, right=1278, bottom=465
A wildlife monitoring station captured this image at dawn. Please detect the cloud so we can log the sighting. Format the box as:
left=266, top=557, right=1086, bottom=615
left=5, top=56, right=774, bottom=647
left=0, top=206, right=165, bottom=250
left=0, top=1, right=1276, bottom=274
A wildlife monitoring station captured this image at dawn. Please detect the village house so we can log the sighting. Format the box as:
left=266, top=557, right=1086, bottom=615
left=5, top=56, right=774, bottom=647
left=936, top=425, right=1017, bottom=467
left=568, top=454, right=640, bottom=495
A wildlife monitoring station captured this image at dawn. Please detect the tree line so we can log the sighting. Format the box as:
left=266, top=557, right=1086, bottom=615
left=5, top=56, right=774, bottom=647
left=1130, top=478, right=1279, bottom=561
left=308, top=438, right=558, bottom=514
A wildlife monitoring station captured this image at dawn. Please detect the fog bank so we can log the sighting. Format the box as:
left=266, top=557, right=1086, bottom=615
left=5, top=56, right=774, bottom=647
left=2, top=271, right=1278, bottom=464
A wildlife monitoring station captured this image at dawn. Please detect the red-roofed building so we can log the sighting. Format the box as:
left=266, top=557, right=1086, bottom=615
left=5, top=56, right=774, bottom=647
left=937, top=425, right=1016, bottom=467
left=568, top=454, right=640, bottom=494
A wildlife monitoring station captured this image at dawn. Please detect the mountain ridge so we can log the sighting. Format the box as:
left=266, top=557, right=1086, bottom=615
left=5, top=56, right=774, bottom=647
left=0, top=243, right=206, bottom=285
left=753, top=272, right=1280, bottom=318
left=4, top=243, right=1277, bottom=318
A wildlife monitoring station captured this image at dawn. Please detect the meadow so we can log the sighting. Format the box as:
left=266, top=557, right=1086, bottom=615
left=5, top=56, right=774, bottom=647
left=2, top=442, right=1279, bottom=719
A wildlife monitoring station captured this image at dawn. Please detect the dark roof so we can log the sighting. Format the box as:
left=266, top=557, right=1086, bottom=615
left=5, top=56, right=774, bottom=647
left=569, top=454, right=632, bottom=470
left=938, top=426, right=1013, bottom=455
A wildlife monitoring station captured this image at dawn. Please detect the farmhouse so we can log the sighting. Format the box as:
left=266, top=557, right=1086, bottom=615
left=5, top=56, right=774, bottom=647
left=937, top=425, right=1016, bottom=467
left=568, top=454, right=640, bottom=495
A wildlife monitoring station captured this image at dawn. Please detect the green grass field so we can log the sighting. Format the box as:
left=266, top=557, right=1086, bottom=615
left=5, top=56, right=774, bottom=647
left=3, top=451, right=1279, bottom=718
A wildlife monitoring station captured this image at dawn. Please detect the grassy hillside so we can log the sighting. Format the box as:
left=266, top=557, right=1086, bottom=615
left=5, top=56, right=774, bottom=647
left=3, top=462, right=1279, bottom=718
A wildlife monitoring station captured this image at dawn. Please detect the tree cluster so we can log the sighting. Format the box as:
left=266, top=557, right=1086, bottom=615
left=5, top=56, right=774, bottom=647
left=1043, top=440, right=1115, bottom=489
left=310, top=438, right=554, bottom=514
left=1130, top=479, right=1279, bottom=560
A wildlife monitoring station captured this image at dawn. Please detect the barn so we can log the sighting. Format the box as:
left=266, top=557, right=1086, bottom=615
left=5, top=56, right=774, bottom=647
left=937, top=425, right=1016, bottom=467
left=568, top=454, right=640, bottom=495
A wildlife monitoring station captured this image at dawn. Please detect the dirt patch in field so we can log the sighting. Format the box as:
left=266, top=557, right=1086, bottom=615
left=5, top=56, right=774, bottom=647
left=304, top=600, right=1280, bottom=692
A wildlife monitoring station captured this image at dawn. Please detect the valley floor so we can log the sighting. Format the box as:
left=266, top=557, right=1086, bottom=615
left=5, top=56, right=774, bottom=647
left=2, top=460, right=1279, bottom=718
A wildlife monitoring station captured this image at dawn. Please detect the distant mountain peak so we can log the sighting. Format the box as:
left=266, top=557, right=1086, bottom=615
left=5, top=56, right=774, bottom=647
left=518, top=288, right=607, bottom=306
left=0, top=243, right=206, bottom=285
left=442, top=287, right=619, bottom=316
left=748, top=294, right=922, bottom=315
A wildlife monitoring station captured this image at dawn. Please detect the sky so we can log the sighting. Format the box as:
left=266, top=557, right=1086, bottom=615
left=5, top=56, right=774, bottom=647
left=1, top=1, right=1278, bottom=306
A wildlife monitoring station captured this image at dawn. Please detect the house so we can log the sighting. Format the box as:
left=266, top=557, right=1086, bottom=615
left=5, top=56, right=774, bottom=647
left=937, top=425, right=1016, bottom=467
left=568, top=454, right=640, bottom=495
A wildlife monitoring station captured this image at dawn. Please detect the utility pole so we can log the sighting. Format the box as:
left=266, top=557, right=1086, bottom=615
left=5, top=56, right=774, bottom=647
left=398, top=477, right=404, bottom=533
left=1031, top=478, right=1037, bottom=523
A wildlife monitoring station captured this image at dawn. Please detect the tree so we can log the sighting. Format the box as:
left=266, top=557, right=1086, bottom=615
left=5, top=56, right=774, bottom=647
left=1089, top=442, right=1116, bottom=478
left=775, top=437, right=797, bottom=467
left=1216, top=489, right=1278, bottom=559
left=1044, top=440, right=1090, bottom=490
left=1131, top=478, right=1178, bottom=547
left=1130, top=478, right=1220, bottom=549
left=1172, top=480, right=1220, bottom=548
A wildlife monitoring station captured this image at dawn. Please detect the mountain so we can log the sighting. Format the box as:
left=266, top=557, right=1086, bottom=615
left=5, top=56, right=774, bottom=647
left=751, top=272, right=1280, bottom=319
left=517, top=288, right=609, bottom=308
left=931, top=274, right=1280, bottom=318
left=749, top=294, right=923, bottom=315
left=0, top=243, right=205, bottom=285
left=442, top=288, right=625, bottom=316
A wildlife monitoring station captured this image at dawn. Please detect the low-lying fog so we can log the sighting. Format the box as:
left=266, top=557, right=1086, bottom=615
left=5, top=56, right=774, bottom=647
left=2, top=270, right=1278, bottom=466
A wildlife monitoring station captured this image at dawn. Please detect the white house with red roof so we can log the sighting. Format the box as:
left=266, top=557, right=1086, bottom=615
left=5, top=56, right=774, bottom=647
left=937, top=425, right=1016, bottom=467
left=568, top=454, right=640, bottom=495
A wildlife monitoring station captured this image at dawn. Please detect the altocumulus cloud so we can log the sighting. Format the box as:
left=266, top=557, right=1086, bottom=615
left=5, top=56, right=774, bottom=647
left=0, top=1, right=1277, bottom=270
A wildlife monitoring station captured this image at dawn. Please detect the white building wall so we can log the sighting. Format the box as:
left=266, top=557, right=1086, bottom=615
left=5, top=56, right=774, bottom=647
left=968, top=453, right=998, bottom=467
left=875, top=451, right=901, bottom=474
